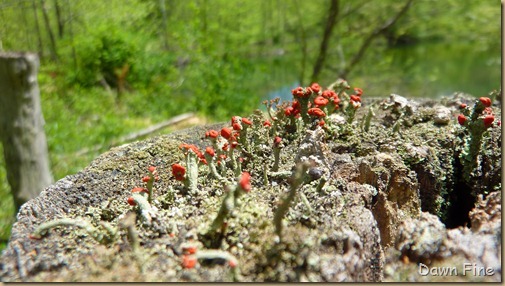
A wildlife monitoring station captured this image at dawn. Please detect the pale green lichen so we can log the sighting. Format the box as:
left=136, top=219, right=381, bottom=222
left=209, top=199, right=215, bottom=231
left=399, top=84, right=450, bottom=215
left=273, top=163, right=309, bottom=240
left=30, top=217, right=117, bottom=245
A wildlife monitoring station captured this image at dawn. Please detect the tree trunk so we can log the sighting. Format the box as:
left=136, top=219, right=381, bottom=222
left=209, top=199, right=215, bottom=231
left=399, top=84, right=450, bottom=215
left=293, top=0, right=308, bottom=85
left=0, top=52, right=53, bottom=210
left=40, top=0, right=58, bottom=61
left=20, top=1, right=33, bottom=51
left=310, top=0, right=339, bottom=84
left=53, top=0, right=64, bottom=38
left=65, top=0, right=77, bottom=69
left=159, top=0, right=169, bottom=50
left=32, top=0, right=45, bottom=58
left=200, top=0, right=208, bottom=53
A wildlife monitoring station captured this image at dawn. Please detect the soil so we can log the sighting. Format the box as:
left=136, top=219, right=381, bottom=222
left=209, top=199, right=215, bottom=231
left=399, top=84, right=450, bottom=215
left=0, top=93, right=501, bottom=282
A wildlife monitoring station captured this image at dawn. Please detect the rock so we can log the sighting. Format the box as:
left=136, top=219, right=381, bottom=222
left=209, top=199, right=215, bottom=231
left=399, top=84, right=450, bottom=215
left=295, top=127, right=330, bottom=168
left=356, top=153, right=421, bottom=247
left=381, top=93, right=419, bottom=115
left=469, top=191, right=501, bottom=234
left=432, top=106, right=452, bottom=125
left=385, top=192, right=502, bottom=282
left=395, top=212, right=447, bottom=263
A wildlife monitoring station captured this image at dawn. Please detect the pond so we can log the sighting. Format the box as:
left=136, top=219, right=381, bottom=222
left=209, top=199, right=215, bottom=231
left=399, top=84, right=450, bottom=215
left=264, top=41, right=501, bottom=101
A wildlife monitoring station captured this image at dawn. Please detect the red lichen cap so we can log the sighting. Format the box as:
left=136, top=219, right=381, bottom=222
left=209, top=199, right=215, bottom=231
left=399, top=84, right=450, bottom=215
left=332, top=96, right=341, bottom=106
left=182, top=255, right=197, bottom=269
left=239, top=172, right=251, bottom=192
left=350, top=95, right=361, bottom=102
left=263, top=120, right=272, bottom=127
left=180, top=144, right=202, bottom=158
left=479, top=97, right=492, bottom=107
left=229, top=259, right=238, bottom=268
left=172, top=164, right=186, bottom=181
left=148, top=166, right=156, bottom=173
left=182, top=245, right=198, bottom=255
left=457, top=114, right=467, bottom=125
left=310, top=83, right=321, bottom=94
left=142, top=176, right=151, bottom=182
left=459, top=103, right=467, bottom=109
left=127, top=196, right=136, bottom=206
left=274, top=136, right=282, bottom=147
left=206, top=130, right=219, bottom=139
left=483, top=115, right=494, bottom=127
left=221, top=127, right=233, bottom=139
left=307, top=107, right=326, bottom=118
left=291, top=87, right=305, bottom=97
left=284, top=106, right=294, bottom=116
left=322, top=90, right=336, bottom=99
left=354, top=87, right=363, bottom=96
left=205, top=146, right=215, bottom=157
left=132, top=187, right=148, bottom=194
left=483, top=107, right=493, bottom=115
left=232, top=122, right=242, bottom=131
left=242, top=118, right=252, bottom=125
left=314, top=96, right=329, bottom=107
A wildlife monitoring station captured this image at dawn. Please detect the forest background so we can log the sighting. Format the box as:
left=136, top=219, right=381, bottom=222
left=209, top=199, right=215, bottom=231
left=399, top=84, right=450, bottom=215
left=0, top=0, right=500, bottom=251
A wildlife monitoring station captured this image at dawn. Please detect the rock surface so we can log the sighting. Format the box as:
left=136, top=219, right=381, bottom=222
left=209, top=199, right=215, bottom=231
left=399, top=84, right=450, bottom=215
left=0, top=95, right=501, bottom=282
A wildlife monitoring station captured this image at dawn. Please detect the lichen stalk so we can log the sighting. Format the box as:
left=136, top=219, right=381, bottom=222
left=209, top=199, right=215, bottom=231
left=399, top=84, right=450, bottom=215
left=131, top=192, right=156, bottom=223
left=30, top=217, right=116, bottom=244
left=363, top=106, right=375, bottom=132
left=205, top=152, right=226, bottom=183
left=273, top=163, right=309, bottom=240
left=185, top=150, right=199, bottom=194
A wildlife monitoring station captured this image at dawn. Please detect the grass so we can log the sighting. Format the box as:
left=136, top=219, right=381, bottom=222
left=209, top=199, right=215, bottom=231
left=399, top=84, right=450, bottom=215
left=0, top=144, right=16, bottom=251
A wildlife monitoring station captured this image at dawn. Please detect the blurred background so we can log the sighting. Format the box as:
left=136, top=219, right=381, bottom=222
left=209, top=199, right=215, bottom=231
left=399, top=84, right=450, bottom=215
left=0, top=0, right=500, bottom=250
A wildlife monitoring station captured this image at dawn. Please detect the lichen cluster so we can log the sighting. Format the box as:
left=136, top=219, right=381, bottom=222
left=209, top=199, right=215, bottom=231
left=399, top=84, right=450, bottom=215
left=20, top=82, right=501, bottom=282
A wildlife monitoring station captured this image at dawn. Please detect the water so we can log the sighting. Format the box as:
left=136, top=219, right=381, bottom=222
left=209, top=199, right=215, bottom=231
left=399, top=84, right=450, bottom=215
left=360, top=41, right=501, bottom=98
left=266, top=81, right=300, bottom=102
left=264, top=41, right=501, bottom=101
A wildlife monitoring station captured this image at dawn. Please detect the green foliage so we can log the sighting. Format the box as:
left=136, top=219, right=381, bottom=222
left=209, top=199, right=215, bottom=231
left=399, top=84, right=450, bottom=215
left=70, top=28, right=138, bottom=87
left=0, top=144, right=15, bottom=250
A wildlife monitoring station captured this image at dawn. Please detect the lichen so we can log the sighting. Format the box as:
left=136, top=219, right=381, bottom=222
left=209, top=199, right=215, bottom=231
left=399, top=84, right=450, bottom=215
left=1, top=89, right=501, bottom=282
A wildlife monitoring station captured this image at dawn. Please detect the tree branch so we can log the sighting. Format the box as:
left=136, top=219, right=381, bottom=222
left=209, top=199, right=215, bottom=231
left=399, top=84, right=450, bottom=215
left=338, top=0, right=414, bottom=79
left=293, top=0, right=308, bottom=85
left=338, top=1, right=368, bottom=23
left=74, top=112, right=196, bottom=156
left=310, top=0, right=339, bottom=84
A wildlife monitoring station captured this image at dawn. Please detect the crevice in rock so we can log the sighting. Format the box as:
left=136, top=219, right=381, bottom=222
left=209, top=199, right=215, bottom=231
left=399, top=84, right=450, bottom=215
left=441, top=157, right=475, bottom=229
